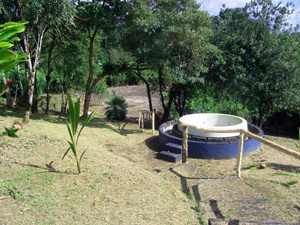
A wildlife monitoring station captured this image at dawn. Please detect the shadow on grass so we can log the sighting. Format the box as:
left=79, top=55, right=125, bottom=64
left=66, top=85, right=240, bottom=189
left=144, top=136, right=161, bottom=152
left=89, top=117, right=144, bottom=136
left=13, top=161, right=77, bottom=175
left=0, top=103, right=144, bottom=137
left=267, top=163, right=300, bottom=173
left=0, top=103, right=24, bottom=119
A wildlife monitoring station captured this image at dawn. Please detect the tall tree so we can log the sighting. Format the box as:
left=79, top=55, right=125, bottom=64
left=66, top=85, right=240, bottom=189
left=122, top=0, right=217, bottom=123
left=53, top=41, right=85, bottom=113
left=0, top=0, right=74, bottom=123
left=75, top=0, right=130, bottom=119
left=209, top=0, right=300, bottom=127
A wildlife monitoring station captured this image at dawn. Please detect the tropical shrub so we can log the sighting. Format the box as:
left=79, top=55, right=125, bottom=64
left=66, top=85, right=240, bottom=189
left=0, top=127, right=19, bottom=138
left=0, top=20, right=28, bottom=95
left=105, top=95, right=128, bottom=120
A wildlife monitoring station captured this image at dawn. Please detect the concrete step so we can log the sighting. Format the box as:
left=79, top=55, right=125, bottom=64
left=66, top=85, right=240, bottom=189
left=188, top=176, right=282, bottom=222
left=165, top=142, right=182, bottom=154
left=200, top=198, right=281, bottom=222
left=159, top=151, right=182, bottom=162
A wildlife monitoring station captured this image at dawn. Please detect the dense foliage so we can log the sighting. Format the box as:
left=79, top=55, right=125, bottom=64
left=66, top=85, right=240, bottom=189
left=0, top=0, right=299, bottom=131
left=206, top=1, right=300, bottom=127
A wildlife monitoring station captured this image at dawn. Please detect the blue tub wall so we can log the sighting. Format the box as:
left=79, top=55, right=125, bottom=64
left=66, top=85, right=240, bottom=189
left=159, top=121, right=263, bottom=159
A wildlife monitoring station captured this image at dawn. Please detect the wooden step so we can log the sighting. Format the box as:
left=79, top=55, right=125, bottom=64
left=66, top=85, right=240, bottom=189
left=165, top=142, right=182, bottom=154
left=159, top=151, right=182, bottom=162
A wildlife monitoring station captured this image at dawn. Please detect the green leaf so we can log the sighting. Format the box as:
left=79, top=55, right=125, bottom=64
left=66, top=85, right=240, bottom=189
left=62, top=147, right=71, bottom=160
left=0, top=60, right=17, bottom=72
left=67, top=140, right=77, bottom=157
left=0, top=50, right=15, bottom=60
left=0, top=26, right=25, bottom=42
left=283, top=180, right=298, bottom=187
left=7, top=37, right=20, bottom=42
left=66, top=122, right=74, bottom=143
left=0, top=131, right=8, bottom=137
left=0, top=42, right=13, bottom=48
left=76, top=112, right=95, bottom=144
left=15, top=54, right=29, bottom=60
left=79, top=149, right=87, bottom=163
left=74, top=98, right=80, bottom=134
left=2, top=127, right=19, bottom=138
left=272, top=172, right=296, bottom=177
left=0, top=21, right=28, bottom=28
left=68, top=92, right=75, bottom=136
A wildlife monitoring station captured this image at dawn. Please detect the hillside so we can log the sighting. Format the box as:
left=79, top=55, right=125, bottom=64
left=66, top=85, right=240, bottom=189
left=0, top=105, right=200, bottom=224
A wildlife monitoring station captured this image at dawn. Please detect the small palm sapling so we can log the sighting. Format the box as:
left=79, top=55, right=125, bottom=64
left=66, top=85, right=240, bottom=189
left=62, top=92, right=95, bottom=174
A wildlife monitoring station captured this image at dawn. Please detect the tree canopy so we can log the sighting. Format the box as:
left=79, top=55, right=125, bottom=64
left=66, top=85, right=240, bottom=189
left=0, top=0, right=299, bottom=129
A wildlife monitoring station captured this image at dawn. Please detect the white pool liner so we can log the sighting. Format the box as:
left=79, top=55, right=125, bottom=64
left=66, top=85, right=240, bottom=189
left=178, top=113, right=248, bottom=138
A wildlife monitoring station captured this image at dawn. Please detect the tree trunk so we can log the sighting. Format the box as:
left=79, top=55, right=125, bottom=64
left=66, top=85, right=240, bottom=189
left=136, top=70, right=153, bottom=111
left=160, top=88, right=175, bottom=124
left=23, top=71, right=35, bottom=124
left=82, top=27, right=98, bottom=119
left=46, top=74, right=51, bottom=114
left=31, top=73, right=38, bottom=114
left=64, top=94, right=68, bottom=113
left=16, top=62, right=23, bottom=96
left=5, top=92, right=13, bottom=108
left=21, top=27, right=45, bottom=123
left=83, top=91, right=92, bottom=118
left=61, top=80, right=67, bottom=113
left=173, top=86, right=186, bottom=117
left=158, top=68, right=175, bottom=124
left=1, top=75, right=13, bottom=108
left=46, top=35, right=56, bottom=114
left=13, top=83, right=18, bottom=105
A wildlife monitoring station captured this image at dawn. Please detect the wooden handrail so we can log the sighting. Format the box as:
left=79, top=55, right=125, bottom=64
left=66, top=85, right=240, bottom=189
left=181, top=125, right=300, bottom=178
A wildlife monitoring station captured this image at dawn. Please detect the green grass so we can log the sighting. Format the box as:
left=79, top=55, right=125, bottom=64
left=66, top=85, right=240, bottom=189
left=0, top=103, right=200, bottom=224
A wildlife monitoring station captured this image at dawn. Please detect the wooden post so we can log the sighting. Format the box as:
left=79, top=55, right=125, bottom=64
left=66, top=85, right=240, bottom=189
left=237, top=132, right=244, bottom=178
left=141, top=112, right=144, bottom=131
left=152, top=111, right=155, bottom=135
left=138, top=110, right=141, bottom=128
left=182, top=126, right=188, bottom=163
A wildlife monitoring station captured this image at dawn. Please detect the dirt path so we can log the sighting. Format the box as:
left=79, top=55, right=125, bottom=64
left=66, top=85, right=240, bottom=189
left=88, top=85, right=162, bottom=118
left=103, top=121, right=300, bottom=223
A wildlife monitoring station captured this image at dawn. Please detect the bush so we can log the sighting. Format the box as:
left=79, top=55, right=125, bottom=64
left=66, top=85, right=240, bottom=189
left=105, top=95, right=128, bottom=120
left=185, top=87, right=251, bottom=120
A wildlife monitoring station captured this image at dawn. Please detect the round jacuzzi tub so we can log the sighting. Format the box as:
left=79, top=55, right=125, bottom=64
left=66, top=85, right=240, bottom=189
left=178, top=113, right=248, bottom=138
left=159, top=119, right=263, bottom=159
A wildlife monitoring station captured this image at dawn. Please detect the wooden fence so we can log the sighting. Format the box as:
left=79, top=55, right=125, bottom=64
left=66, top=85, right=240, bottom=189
left=138, top=110, right=155, bottom=135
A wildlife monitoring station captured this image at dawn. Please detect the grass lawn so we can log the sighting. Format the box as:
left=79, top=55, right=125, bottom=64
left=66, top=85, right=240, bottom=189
left=0, top=103, right=200, bottom=224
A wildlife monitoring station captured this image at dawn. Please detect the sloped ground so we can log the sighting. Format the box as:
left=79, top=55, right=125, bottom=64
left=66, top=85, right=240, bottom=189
left=0, top=105, right=199, bottom=224
left=109, top=131, right=300, bottom=224
left=1, top=86, right=300, bottom=224
left=89, top=85, right=300, bottom=224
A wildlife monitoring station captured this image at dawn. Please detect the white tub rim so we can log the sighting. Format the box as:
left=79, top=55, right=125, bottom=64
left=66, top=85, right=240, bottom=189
left=178, top=113, right=248, bottom=138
